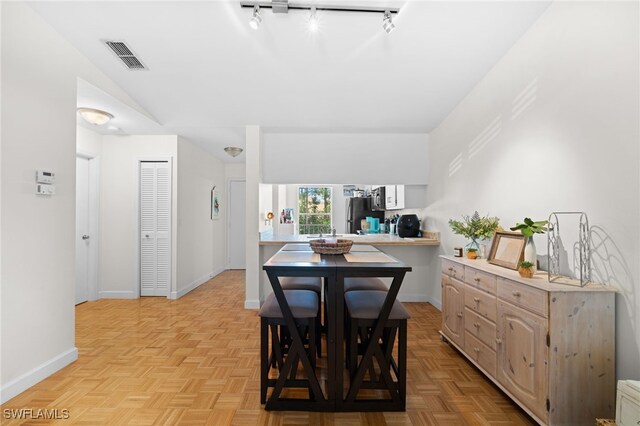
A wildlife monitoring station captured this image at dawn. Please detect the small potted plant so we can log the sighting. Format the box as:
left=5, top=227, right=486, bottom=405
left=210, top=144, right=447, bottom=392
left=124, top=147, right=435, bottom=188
left=449, top=211, right=500, bottom=257
left=510, top=218, right=549, bottom=272
left=466, top=247, right=479, bottom=259
left=518, top=261, right=535, bottom=278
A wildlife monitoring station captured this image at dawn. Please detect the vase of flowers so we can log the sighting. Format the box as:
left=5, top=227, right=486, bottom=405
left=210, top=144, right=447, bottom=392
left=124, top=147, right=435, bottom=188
left=449, top=211, right=500, bottom=258
left=510, top=218, right=548, bottom=273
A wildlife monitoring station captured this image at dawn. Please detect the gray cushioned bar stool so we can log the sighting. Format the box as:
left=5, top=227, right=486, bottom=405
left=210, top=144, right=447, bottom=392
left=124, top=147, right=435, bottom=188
left=280, top=277, right=322, bottom=356
left=344, top=277, right=388, bottom=292
left=344, top=290, right=410, bottom=409
left=259, top=289, right=319, bottom=404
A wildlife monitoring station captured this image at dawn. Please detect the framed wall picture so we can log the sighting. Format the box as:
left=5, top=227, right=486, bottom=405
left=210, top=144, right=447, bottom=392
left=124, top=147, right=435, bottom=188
left=211, top=186, right=220, bottom=220
left=487, top=231, right=526, bottom=270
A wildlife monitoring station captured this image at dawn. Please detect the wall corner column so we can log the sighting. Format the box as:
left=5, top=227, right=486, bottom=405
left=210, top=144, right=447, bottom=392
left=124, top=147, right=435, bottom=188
left=244, top=125, right=261, bottom=309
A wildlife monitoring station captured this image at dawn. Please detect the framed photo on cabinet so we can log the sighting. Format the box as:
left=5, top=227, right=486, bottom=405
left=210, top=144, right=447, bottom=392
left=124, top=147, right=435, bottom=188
left=487, top=231, right=525, bottom=270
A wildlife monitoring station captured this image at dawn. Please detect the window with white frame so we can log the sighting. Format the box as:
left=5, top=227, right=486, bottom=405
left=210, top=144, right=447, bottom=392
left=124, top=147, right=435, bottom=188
left=298, top=187, right=332, bottom=235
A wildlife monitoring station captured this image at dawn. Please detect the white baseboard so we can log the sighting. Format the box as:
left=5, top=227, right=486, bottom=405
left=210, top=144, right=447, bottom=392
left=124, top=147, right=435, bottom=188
left=170, top=268, right=224, bottom=300
left=98, top=290, right=136, bottom=299
left=427, top=296, right=442, bottom=310
left=0, top=347, right=78, bottom=404
left=397, top=294, right=429, bottom=303
left=244, top=299, right=260, bottom=309
left=397, top=294, right=442, bottom=310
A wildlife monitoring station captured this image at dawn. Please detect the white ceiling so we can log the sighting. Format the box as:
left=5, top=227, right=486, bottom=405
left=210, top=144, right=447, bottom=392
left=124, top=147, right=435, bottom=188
left=31, top=0, right=550, bottom=162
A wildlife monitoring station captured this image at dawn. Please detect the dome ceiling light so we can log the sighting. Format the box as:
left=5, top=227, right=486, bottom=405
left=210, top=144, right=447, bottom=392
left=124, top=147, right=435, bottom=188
left=224, top=146, right=244, bottom=157
left=77, top=107, right=114, bottom=126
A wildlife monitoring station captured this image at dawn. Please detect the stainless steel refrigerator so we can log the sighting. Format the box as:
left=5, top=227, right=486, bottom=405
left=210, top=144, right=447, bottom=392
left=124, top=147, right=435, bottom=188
left=346, top=197, right=385, bottom=234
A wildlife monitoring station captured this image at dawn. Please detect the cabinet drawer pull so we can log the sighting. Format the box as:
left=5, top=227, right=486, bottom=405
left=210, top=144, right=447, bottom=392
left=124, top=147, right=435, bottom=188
left=457, top=312, right=463, bottom=318
left=448, top=267, right=454, bottom=271
left=473, top=297, right=480, bottom=303
left=474, top=277, right=481, bottom=282
left=496, top=338, right=502, bottom=344
left=473, top=322, right=480, bottom=328
left=512, top=291, right=521, bottom=297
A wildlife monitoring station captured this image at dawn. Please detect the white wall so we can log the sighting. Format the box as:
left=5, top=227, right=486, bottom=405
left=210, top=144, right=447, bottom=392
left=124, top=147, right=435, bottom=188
left=76, top=126, right=102, bottom=158
left=225, top=163, right=246, bottom=180
left=99, top=135, right=178, bottom=299
left=0, top=2, right=149, bottom=402
left=424, top=1, right=640, bottom=379
left=262, top=133, right=429, bottom=185
left=175, top=137, right=226, bottom=298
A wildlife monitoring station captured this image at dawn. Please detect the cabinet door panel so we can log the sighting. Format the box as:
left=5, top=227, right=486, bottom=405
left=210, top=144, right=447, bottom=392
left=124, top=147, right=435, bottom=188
left=497, top=301, right=548, bottom=422
left=442, top=274, right=465, bottom=348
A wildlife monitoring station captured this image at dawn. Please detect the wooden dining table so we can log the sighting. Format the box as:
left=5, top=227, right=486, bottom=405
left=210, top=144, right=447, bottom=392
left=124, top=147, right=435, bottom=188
left=262, top=243, right=412, bottom=412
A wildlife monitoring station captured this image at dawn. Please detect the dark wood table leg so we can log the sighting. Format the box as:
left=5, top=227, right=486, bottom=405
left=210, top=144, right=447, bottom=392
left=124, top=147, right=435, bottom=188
left=265, top=271, right=325, bottom=409
left=334, top=272, right=345, bottom=408
left=344, top=272, right=406, bottom=408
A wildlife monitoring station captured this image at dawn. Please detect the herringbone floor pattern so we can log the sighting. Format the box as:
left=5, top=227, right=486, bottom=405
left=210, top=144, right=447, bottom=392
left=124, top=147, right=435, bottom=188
left=2, top=270, right=534, bottom=425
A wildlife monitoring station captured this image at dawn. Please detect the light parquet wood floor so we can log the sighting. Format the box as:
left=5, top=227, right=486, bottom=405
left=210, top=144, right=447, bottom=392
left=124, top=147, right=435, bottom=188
left=2, top=271, right=534, bottom=425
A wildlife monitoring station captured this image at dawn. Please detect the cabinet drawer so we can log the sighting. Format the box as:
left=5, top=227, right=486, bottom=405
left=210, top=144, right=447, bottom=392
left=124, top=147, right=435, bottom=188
left=465, top=331, right=496, bottom=377
left=465, top=267, right=497, bottom=295
left=498, top=278, right=548, bottom=318
left=465, top=285, right=497, bottom=323
left=465, top=308, right=497, bottom=350
left=442, top=259, right=464, bottom=281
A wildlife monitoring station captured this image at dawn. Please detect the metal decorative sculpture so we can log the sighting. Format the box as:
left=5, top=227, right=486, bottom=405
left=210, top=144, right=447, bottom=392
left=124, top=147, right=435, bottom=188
left=547, top=212, right=590, bottom=287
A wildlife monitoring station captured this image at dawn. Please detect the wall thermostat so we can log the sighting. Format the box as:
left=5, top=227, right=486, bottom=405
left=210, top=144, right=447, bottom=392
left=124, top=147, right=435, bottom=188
left=36, top=170, right=56, bottom=184
left=36, top=184, right=56, bottom=195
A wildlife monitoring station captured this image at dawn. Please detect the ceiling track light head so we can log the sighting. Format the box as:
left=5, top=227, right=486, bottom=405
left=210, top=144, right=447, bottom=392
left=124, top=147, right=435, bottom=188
left=249, top=5, right=262, bottom=30
left=308, top=6, right=319, bottom=32
left=382, top=10, right=395, bottom=34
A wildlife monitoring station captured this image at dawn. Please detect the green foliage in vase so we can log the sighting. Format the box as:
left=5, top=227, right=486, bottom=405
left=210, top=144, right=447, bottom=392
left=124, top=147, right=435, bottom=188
left=519, top=261, right=534, bottom=269
left=466, top=247, right=478, bottom=253
left=511, top=218, right=548, bottom=238
left=448, top=211, right=500, bottom=241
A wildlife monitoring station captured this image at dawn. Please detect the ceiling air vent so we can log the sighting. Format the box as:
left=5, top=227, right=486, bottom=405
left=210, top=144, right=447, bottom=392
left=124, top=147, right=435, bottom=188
left=103, top=40, right=147, bottom=70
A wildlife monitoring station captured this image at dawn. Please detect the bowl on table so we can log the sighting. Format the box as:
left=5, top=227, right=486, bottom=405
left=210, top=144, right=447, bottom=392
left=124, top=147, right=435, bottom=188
left=309, top=238, right=353, bottom=255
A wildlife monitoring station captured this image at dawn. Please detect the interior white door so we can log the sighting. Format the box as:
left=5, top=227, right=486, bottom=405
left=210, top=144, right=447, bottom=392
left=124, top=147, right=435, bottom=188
left=75, top=157, right=90, bottom=304
left=140, top=161, right=171, bottom=297
left=228, top=180, right=246, bottom=269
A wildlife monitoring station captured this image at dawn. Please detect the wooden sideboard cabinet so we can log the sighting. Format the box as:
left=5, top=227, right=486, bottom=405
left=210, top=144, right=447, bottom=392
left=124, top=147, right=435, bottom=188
left=440, top=256, right=616, bottom=426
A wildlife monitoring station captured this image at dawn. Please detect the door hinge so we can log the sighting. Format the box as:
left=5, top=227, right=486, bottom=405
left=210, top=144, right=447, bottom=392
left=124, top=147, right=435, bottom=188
left=546, top=398, right=550, bottom=412
left=546, top=333, right=550, bottom=347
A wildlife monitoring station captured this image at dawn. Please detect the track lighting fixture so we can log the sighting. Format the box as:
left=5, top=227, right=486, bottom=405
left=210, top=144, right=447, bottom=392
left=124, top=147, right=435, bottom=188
left=249, top=5, right=262, bottom=30
left=308, top=7, right=319, bottom=32
left=241, top=2, right=399, bottom=33
left=382, top=11, right=395, bottom=34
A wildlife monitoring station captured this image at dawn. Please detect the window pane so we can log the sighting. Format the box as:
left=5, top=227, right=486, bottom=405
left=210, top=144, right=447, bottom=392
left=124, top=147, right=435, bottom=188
left=298, top=186, right=332, bottom=234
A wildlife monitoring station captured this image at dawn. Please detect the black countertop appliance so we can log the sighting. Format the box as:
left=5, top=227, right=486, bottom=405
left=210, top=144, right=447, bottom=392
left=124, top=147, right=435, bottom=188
left=397, top=214, right=421, bottom=238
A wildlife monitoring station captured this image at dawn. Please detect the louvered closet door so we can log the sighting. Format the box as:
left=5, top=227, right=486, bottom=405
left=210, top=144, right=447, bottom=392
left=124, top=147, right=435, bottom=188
left=140, top=162, right=171, bottom=297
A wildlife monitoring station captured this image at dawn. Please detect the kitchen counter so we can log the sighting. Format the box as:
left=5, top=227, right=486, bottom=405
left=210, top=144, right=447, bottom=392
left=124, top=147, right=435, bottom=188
left=259, top=232, right=440, bottom=246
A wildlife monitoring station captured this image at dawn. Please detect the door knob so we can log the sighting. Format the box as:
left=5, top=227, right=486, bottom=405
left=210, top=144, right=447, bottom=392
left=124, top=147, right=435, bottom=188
left=82, top=235, right=90, bottom=240
left=145, top=234, right=150, bottom=238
